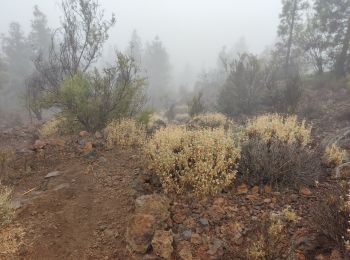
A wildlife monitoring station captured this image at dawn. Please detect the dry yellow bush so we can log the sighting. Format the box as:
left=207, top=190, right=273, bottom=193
left=247, top=208, right=297, bottom=259
left=144, top=125, right=240, bottom=196
left=0, top=151, right=12, bottom=171
left=38, top=116, right=82, bottom=138
left=0, top=185, right=14, bottom=227
left=38, top=117, right=66, bottom=138
left=188, top=113, right=233, bottom=130
left=246, top=113, right=311, bottom=146
left=106, top=118, right=146, bottom=148
left=323, top=143, right=346, bottom=168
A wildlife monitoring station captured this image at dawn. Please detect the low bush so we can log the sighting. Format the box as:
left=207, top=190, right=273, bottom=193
left=188, top=113, right=233, bottom=131
left=38, top=116, right=81, bottom=138
left=246, top=114, right=311, bottom=146
left=247, top=207, right=298, bottom=259
left=311, top=181, right=350, bottom=254
left=106, top=118, right=146, bottom=148
left=144, top=126, right=240, bottom=196
left=38, top=117, right=63, bottom=138
left=0, top=185, right=14, bottom=228
left=323, top=143, right=346, bottom=168
left=239, top=137, right=320, bottom=189
left=188, top=91, right=205, bottom=117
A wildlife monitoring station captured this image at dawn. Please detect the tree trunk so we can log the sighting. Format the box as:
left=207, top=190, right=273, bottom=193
left=286, top=0, right=298, bottom=68
left=335, top=17, right=350, bottom=76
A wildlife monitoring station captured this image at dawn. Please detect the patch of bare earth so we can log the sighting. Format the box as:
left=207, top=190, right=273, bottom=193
left=0, top=130, right=143, bottom=259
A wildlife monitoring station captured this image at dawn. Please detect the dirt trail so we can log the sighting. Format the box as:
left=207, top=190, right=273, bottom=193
left=0, top=136, right=143, bottom=259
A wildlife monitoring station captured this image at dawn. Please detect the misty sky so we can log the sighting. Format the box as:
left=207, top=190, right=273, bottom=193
left=0, top=0, right=282, bottom=85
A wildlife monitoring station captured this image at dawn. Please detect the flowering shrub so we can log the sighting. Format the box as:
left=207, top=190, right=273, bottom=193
left=246, top=114, right=311, bottom=146
left=323, top=143, right=346, bottom=168
left=144, top=126, right=240, bottom=196
left=106, top=118, right=146, bottom=148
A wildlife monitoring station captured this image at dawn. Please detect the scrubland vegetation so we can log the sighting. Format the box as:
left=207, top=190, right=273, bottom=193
left=1, top=0, right=350, bottom=258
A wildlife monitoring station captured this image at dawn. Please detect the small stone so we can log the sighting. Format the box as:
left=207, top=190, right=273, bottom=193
left=151, top=230, right=174, bottom=259
left=199, top=218, right=209, bottom=226
left=207, top=238, right=223, bottom=256
left=236, top=184, right=248, bottom=195
left=190, top=233, right=202, bottom=245
left=290, top=194, right=299, bottom=202
left=213, top=197, right=225, bottom=207
left=95, top=131, right=103, bottom=139
left=82, top=142, right=93, bottom=152
left=173, top=212, right=186, bottom=224
left=177, top=241, right=192, bottom=260
left=99, top=157, right=107, bottom=163
left=10, top=198, right=23, bottom=209
left=299, top=187, right=312, bottom=196
left=182, top=230, right=192, bottom=240
left=251, top=186, right=259, bottom=194
left=246, top=194, right=258, bottom=201
left=263, top=198, right=272, bottom=203
left=45, top=171, right=61, bottom=178
left=33, top=140, right=47, bottom=150
left=78, top=139, right=86, bottom=146
left=79, top=131, right=89, bottom=137
left=183, top=217, right=196, bottom=228
left=264, top=185, right=272, bottom=193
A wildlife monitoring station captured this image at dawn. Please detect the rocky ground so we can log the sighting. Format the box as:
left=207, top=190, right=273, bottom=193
left=0, top=125, right=348, bottom=259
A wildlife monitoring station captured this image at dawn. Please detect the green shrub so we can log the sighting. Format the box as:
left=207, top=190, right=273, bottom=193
left=47, top=53, right=146, bottom=132
left=188, top=91, right=205, bottom=117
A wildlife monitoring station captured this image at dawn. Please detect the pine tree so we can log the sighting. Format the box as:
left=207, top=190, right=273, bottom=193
left=277, top=0, right=309, bottom=67
left=29, top=5, right=51, bottom=60
left=314, top=0, right=350, bottom=76
left=143, top=36, right=172, bottom=107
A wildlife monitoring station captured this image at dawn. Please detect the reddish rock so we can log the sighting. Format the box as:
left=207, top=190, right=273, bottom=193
left=79, top=131, right=89, bottom=137
left=213, top=197, right=226, bottom=207
left=251, top=186, right=259, bottom=194
left=299, top=187, right=312, bottom=196
left=263, top=198, right=272, bottom=203
left=236, top=184, right=248, bottom=195
left=190, top=233, right=202, bottom=245
left=151, top=230, right=174, bottom=259
left=246, top=194, right=258, bottom=201
left=183, top=217, right=196, bottom=229
left=82, top=142, right=93, bottom=152
left=33, top=140, right=47, bottom=150
left=264, top=185, right=272, bottom=193
left=172, top=211, right=186, bottom=224
left=135, top=194, right=170, bottom=228
left=177, top=241, right=192, bottom=260
left=126, top=214, right=156, bottom=254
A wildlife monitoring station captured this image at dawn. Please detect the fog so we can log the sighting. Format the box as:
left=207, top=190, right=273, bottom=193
left=0, top=0, right=281, bottom=85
